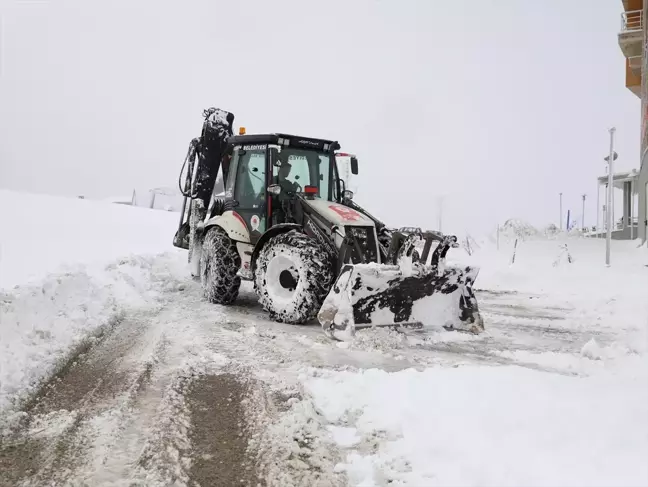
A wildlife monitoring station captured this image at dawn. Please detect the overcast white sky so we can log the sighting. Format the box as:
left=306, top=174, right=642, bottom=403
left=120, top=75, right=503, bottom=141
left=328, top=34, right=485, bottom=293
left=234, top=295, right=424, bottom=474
left=0, top=0, right=640, bottom=235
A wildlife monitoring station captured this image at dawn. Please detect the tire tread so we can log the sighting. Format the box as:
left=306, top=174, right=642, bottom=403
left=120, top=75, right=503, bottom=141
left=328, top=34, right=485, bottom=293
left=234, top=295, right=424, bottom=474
left=201, top=226, right=241, bottom=304
left=254, top=230, right=334, bottom=324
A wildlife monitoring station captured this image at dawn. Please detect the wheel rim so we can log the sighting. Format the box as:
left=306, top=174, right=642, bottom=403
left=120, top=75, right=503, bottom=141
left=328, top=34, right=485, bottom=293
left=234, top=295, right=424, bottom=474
left=265, top=254, right=301, bottom=303
left=279, top=269, right=298, bottom=290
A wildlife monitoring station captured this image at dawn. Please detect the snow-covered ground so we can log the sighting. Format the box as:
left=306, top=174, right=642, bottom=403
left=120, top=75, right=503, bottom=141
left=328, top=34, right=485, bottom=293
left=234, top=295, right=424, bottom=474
left=289, top=234, right=648, bottom=486
left=0, top=189, right=180, bottom=288
left=302, top=353, right=647, bottom=487
left=1, top=189, right=647, bottom=486
left=0, top=189, right=182, bottom=410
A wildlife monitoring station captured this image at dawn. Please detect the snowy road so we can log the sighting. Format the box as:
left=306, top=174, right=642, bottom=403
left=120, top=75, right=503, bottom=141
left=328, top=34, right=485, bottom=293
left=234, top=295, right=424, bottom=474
left=0, top=269, right=351, bottom=487
left=1, top=264, right=633, bottom=487
left=0, top=264, right=416, bottom=487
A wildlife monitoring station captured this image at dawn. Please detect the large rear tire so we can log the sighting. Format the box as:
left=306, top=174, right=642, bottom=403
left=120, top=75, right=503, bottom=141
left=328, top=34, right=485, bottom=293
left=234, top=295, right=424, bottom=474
left=200, top=226, right=241, bottom=305
left=254, top=230, right=334, bottom=324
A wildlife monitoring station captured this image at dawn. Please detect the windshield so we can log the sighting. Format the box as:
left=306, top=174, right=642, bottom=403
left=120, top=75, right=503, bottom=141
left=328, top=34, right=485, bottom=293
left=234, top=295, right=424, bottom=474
left=273, top=148, right=337, bottom=201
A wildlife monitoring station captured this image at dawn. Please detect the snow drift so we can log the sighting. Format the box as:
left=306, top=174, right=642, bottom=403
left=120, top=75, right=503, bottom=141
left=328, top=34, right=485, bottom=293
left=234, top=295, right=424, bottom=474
left=0, top=254, right=190, bottom=411
left=0, top=189, right=179, bottom=288
left=0, top=190, right=183, bottom=413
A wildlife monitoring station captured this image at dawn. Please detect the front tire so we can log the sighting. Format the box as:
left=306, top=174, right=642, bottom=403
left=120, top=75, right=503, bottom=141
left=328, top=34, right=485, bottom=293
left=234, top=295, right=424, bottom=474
left=254, top=230, right=334, bottom=324
left=200, top=226, right=241, bottom=305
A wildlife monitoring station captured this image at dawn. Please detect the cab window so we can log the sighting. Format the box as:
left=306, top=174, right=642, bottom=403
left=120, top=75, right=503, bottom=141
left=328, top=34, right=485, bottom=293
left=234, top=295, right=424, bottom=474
left=273, top=149, right=333, bottom=201
left=234, top=149, right=266, bottom=208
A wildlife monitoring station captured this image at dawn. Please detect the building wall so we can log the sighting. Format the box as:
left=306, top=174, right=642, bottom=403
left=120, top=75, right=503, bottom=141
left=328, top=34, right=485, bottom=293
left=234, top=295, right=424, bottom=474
left=640, top=0, right=648, bottom=241
left=640, top=157, right=648, bottom=240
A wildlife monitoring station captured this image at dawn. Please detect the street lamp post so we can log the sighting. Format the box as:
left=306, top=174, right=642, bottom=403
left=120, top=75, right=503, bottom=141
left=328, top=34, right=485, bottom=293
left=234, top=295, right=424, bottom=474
left=604, top=127, right=617, bottom=266
left=596, top=184, right=600, bottom=238
left=581, top=194, right=586, bottom=232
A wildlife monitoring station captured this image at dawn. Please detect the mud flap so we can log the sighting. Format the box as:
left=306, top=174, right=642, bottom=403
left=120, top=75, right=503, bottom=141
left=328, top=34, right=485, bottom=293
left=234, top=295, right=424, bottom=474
left=318, top=263, right=483, bottom=341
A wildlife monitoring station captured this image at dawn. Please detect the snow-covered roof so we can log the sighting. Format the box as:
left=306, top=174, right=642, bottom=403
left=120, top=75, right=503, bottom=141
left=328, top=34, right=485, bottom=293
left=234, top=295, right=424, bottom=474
left=597, top=169, right=639, bottom=189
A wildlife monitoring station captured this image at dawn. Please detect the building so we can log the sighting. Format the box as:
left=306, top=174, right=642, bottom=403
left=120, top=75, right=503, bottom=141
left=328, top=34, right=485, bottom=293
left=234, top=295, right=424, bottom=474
left=596, top=170, right=640, bottom=239
left=618, top=0, right=648, bottom=242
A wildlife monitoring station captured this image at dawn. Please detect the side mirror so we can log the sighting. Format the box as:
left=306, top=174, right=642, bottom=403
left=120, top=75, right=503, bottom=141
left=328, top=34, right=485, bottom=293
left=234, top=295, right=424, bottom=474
left=350, top=157, right=359, bottom=175
left=267, top=184, right=281, bottom=195
left=343, top=190, right=354, bottom=200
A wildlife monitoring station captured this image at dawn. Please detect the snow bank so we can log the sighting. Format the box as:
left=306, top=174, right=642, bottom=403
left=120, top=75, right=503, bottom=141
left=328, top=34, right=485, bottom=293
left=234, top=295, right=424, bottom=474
left=302, top=363, right=648, bottom=487
left=0, top=254, right=187, bottom=413
left=0, top=190, right=185, bottom=412
left=0, top=189, right=180, bottom=289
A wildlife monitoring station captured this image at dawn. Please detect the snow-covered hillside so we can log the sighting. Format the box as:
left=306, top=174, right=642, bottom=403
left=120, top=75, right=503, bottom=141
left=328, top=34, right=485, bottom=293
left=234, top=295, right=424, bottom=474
left=0, top=189, right=180, bottom=288
left=0, top=191, right=647, bottom=487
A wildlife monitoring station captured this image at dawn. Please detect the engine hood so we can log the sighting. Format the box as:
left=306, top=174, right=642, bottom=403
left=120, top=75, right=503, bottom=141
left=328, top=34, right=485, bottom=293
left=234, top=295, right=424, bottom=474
left=303, top=198, right=375, bottom=227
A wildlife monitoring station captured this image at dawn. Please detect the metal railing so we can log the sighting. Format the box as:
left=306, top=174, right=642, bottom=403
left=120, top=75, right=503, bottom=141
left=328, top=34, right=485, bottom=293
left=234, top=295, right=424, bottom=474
left=621, top=9, right=643, bottom=33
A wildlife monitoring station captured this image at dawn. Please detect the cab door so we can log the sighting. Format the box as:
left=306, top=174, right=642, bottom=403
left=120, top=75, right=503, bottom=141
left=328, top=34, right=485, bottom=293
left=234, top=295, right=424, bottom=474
left=231, top=145, right=268, bottom=244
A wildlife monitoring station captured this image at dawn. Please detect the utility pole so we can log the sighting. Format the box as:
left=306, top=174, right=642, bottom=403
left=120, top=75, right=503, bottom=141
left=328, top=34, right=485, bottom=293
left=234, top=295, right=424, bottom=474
left=581, top=194, right=587, bottom=232
left=437, top=196, right=444, bottom=232
left=596, top=184, right=600, bottom=238
left=559, top=193, right=563, bottom=230
left=604, top=183, right=608, bottom=235
left=604, top=127, right=616, bottom=266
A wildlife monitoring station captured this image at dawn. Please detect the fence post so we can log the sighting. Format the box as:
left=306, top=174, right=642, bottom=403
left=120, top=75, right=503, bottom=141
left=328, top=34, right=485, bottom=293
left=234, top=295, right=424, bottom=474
left=511, top=238, right=518, bottom=264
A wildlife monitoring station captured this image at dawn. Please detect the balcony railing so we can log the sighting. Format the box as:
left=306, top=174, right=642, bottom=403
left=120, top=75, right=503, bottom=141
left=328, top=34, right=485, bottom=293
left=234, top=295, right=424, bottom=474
left=621, top=9, right=643, bottom=33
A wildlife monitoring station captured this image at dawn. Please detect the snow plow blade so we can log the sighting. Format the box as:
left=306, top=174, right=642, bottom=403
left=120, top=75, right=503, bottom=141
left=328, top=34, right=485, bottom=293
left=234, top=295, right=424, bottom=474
left=318, top=262, right=483, bottom=341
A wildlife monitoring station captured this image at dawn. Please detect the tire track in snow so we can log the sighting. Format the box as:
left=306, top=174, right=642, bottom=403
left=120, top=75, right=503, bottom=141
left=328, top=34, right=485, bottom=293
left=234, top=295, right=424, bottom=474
left=185, top=373, right=262, bottom=487
left=0, top=278, right=347, bottom=487
left=0, top=305, right=171, bottom=486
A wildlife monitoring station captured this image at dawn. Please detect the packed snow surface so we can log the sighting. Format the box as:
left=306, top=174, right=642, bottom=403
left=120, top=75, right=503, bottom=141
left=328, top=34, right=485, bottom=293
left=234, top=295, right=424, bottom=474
left=303, top=361, right=647, bottom=487
left=1, top=191, right=647, bottom=486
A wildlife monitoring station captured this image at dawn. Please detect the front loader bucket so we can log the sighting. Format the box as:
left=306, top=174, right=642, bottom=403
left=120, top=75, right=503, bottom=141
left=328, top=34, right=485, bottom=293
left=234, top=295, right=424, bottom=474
left=318, top=263, right=483, bottom=341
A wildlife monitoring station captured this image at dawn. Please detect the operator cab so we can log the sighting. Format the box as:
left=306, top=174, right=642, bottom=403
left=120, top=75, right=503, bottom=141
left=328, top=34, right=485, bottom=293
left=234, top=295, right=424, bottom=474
left=213, top=133, right=357, bottom=244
